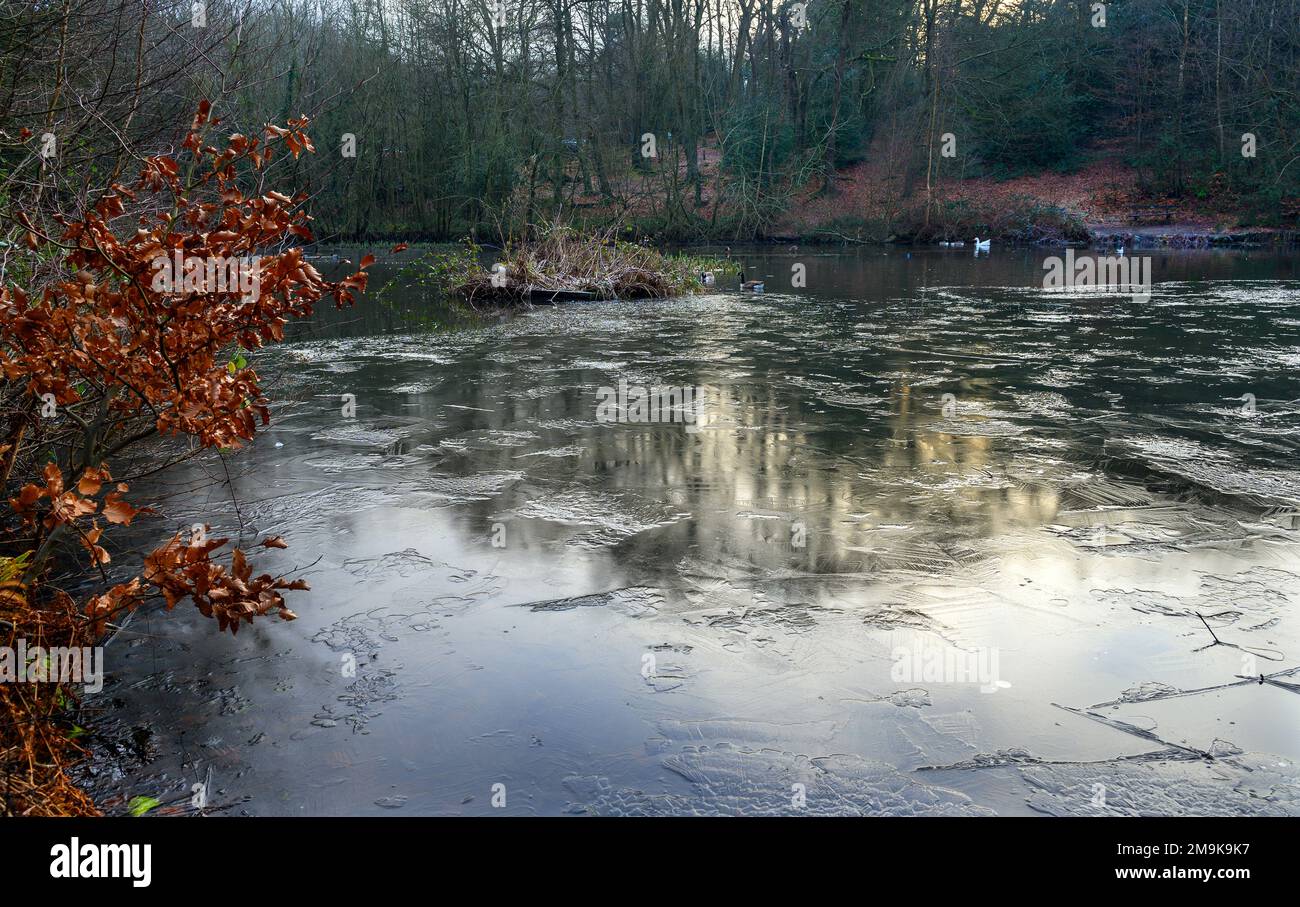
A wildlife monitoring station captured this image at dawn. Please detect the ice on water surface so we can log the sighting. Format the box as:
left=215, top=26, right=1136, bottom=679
left=87, top=253, right=1300, bottom=816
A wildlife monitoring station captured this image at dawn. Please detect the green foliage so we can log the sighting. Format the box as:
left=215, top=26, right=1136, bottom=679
left=720, top=96, right=798, bottom=187
left=375, top=243, right=479, bottom=298
left=127, top=796, right=161, bottom=817
left=952, top=15, right=1098, bottom=177
left=0, top=551, right=32, bottom=584
left=669, top=251, right=739, bottom=280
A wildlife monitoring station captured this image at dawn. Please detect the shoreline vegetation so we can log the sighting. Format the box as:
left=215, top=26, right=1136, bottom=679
left=334, top=220, right=1300, bottom=251
left=322, top=164, right=1300, bottom=251
left=2, top=110, right=372, bottom=817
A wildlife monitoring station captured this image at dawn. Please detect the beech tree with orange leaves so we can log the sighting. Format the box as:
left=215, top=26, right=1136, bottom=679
left=2, top=99, right=376, bottom=631
left=0, top=103, right=377, bottom=814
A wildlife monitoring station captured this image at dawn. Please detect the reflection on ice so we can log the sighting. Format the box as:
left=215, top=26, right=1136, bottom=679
left=86, top=251, right=1300, bottom=816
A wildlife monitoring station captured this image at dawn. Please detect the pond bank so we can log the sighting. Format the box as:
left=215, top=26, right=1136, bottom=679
left=1085, top=224, right=1298, bottom=249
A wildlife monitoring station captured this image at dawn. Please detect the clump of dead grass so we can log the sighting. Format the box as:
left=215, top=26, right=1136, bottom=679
left=437, top=224, right=725, bottom=305
left=0, top=571, right=100, bottom=816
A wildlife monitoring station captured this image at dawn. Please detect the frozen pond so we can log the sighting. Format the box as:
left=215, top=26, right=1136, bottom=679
left=84, top=247, right=1300, bottom=816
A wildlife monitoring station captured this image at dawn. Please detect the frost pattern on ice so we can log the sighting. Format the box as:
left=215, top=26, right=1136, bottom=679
left=1021, top=755, right=1300, bottom=817
left=564, top=745, right=997, bottom=816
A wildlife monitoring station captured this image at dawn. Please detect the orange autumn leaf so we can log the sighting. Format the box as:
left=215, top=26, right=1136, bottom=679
left=77, top=467, right=110, bottom=497
left=101, top=492, right=141, bottom=525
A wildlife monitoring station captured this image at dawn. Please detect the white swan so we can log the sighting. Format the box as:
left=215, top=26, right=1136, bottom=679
left=973, top=237, right=991, bottom=251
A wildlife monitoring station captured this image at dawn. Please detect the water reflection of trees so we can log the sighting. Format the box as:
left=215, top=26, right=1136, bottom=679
left=442, top=361, right=1062, bottom=579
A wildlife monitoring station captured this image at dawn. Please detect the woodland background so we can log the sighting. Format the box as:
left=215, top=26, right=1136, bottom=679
left=2, top=0, right=1299, bottom=243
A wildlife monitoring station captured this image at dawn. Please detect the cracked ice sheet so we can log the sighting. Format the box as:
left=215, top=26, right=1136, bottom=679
left=563, top=746, right=996, bottom=816
left=86, top=265, right=1300, bottom=816
left=1093, top=684, right=1300, bottom=763
left=1020, top=755, right=1300, bottom=817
